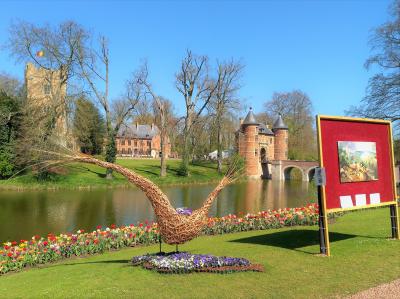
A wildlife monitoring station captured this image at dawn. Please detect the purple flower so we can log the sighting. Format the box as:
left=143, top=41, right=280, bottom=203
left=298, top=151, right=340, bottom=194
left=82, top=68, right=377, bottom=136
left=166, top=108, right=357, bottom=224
left=131, top=252, right=251, bottom=273
left=176, top=207, right=193, bottom=216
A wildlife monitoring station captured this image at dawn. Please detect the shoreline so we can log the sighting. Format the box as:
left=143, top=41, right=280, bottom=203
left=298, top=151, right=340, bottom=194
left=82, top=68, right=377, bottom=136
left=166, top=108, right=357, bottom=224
left=0, top=177, right=246, bottom=191
left=0, top=159, right=237, bottom=191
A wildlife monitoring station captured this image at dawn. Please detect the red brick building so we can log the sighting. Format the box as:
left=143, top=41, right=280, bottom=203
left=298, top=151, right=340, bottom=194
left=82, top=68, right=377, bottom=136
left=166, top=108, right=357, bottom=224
left=116, top=123, right=171, bottom=158
left=236, top=108, right=288, bottom=178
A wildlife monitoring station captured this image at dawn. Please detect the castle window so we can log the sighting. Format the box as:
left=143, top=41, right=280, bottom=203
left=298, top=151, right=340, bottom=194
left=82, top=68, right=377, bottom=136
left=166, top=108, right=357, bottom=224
left=147, top=141, right=151, bottom=147
left=134, top=140, right=137, bottom=147
left=122, top=139, right=125, bottom=146
left=43, top=84, right=51, bottom=95
left=255, top=149, right=258, bottom=156
left=128, top=148, right=131, bottom=154
left=122, top=149, right=125, bottom=154
left=128, top=139, right=131, bottom=146
left=270, top=138, right=273, bottom=145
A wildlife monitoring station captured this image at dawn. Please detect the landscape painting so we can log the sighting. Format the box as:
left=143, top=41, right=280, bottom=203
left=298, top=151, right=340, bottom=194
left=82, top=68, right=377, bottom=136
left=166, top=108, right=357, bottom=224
left=338, top=141, right=378, bottom=183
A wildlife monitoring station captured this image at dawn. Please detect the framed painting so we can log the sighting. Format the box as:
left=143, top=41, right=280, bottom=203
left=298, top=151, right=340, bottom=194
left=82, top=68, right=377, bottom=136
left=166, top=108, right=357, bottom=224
left=316, top=115, right=399, bottom=256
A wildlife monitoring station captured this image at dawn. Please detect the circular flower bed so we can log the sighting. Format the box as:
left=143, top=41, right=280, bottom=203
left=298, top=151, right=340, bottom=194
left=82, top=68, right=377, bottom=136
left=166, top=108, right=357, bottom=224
left=131, top=252, right=264, bottom=274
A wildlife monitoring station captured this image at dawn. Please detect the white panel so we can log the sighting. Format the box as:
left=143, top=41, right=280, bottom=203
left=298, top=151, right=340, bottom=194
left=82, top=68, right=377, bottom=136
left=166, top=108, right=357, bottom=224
left=370, top=193, right=381, bottom=205
left=355, top=194, right=367, bottom=206
left=340, top=196, right=353, bottom=208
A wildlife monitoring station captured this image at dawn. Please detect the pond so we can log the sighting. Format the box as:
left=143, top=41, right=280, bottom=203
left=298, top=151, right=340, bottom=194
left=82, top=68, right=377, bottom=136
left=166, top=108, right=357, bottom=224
left=0, top=180, right=316, bottom=242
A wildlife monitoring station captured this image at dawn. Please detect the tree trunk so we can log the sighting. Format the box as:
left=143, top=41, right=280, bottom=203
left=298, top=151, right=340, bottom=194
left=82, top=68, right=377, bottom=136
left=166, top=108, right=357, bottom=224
left=105, top=129, right=116, bottom=179
left=181, top=113, right=191, bottom=175
left=160, top=120, right=167, bottom=177
left=217, top=119, right=222, bottom=174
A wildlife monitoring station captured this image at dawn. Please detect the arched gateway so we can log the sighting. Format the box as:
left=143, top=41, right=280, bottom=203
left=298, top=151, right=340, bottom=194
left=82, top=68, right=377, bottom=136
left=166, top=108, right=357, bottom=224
left=236, top=108, right=318, bottom=181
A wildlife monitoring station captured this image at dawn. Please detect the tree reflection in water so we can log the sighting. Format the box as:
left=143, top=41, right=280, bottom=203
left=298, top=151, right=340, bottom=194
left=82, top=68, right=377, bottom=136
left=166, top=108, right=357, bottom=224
left=0, top=180, right=316, bottom=242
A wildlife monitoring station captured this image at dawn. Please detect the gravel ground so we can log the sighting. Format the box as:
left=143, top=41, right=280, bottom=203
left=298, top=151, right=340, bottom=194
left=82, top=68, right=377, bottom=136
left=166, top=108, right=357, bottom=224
left=348, top=279, right=400, bottom=299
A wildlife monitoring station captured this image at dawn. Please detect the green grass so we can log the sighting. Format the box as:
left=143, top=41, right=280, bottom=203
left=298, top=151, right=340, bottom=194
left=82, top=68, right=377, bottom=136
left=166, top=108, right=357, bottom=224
left=0, top=159, right=226, bottom=190
left=1, top=207, right=399, bottom=298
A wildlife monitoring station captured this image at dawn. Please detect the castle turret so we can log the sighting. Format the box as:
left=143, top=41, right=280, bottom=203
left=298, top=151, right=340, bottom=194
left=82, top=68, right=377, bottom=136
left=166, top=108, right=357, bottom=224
left=273, top=114, right=288, bottom=160
left=242, top=108, right=259, bottom=177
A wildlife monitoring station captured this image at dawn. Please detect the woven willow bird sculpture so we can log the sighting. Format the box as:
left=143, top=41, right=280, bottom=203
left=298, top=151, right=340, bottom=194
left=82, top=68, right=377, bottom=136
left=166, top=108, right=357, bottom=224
left=66, top=154, right=240, bottom=245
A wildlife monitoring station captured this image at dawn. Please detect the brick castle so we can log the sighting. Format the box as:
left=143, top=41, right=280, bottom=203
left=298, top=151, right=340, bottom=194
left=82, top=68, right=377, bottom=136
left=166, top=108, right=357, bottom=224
left=236, top=108, right=288, bottom=178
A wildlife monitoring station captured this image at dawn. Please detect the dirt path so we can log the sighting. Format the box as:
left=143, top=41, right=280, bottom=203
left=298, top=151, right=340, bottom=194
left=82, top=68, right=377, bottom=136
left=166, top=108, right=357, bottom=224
left=348, top=279, right=400, bottom=298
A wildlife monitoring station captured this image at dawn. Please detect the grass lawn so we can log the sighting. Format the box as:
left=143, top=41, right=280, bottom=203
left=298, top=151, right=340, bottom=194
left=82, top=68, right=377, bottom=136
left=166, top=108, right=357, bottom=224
left=0, top=159, right=225, bottom=190
left=0, top=207, right=399, bottom=298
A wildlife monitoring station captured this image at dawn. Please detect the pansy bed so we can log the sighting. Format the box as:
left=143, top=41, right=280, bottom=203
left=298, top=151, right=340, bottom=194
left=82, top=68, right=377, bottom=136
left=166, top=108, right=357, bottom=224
left=131, top=252, right=264, bottom=274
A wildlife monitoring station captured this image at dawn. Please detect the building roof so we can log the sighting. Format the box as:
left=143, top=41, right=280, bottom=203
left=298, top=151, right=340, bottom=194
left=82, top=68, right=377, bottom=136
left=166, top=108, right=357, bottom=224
left=273, top=114, right=288, bottom=130
left=242, top=108, right=259, bottom=125
left=117, top=123, right=159, bottom=139
left=258, top=123, right=274, bottom=135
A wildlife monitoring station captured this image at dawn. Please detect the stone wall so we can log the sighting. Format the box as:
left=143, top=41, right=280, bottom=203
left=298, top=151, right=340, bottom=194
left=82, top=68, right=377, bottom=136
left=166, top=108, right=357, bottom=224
left=25, top=63, right=68, bottom=138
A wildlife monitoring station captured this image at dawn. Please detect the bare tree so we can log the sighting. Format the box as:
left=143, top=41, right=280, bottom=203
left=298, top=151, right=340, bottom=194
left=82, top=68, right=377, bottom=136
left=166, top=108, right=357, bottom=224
left=264, top=90, right=316, bottom=160
left=210, top=60, right=244, bottom=173
left=6, top=21, right=90, bottom=175
left=133, top=63, right=171, bottom=177
left=347, top=0, right=400, bottom=131
left=133, top=100, right=154, bottom=124
left=7, top=21, right=87, bottom=144
left=76, top=36, right=142, bottom=178
left=0, top=73, right=22, bottom=97
left=175, top=50, right=217, bottom=175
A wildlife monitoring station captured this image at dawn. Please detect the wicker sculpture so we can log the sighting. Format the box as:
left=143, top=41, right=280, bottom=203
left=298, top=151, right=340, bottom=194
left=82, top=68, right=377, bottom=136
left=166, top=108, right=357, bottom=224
left=69, top=154, right=239, bottom=245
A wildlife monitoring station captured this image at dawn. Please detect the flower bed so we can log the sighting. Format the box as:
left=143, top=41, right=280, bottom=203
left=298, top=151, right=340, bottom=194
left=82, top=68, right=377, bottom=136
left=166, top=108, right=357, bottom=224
left=131, top=252, right=264, bottom=274
left=0, top=203, right=322, bottom=275
left=204, top=204, right=321, bottom=235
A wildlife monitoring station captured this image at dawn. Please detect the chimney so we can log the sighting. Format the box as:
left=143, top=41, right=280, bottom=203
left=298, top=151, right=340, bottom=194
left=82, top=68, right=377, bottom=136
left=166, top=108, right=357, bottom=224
left=136, top=122, right=139, bottom=130
left=151, top=123, right=154, bottom=130
left=266, top=123, right=269, bottom=129
left=239, top=118, right=243, bottom=125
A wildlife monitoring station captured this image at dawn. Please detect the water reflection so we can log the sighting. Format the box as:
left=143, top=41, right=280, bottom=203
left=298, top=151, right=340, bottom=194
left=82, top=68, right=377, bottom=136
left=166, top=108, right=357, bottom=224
left=0, top=180, right=315, bottom=242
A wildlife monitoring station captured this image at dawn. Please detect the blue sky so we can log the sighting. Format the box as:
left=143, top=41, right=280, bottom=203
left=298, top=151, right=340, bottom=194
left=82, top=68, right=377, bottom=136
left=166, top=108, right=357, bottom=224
left=0, top=0, right=392, bottom=117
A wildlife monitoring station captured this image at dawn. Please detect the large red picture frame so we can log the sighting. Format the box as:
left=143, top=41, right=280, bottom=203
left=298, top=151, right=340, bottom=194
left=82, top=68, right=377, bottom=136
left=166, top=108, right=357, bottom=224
left=317, top=116, right=397, bottom=212
left=316, top=115, right=399, bottom=256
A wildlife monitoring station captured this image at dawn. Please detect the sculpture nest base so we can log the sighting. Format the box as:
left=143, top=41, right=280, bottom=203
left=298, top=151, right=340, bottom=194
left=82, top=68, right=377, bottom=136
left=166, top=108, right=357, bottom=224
left=131, top=252, right=264, bottom=274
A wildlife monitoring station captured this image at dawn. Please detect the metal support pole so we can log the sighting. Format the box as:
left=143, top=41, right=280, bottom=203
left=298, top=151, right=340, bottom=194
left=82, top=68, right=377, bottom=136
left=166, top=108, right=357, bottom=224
left=159, top=234, right=162, bottom=254
left=318, top=185, right=327, bottom=255
left=390, top=204, right=399, bottom=239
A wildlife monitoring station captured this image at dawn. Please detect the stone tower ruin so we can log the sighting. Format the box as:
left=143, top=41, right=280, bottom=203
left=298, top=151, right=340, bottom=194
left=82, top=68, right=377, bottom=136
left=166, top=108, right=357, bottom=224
left=25, top=63, right=68, bottom=140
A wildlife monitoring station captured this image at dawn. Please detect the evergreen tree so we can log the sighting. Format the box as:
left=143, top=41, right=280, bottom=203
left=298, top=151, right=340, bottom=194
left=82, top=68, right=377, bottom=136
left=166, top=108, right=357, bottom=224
left=0, top=91, right=22, bottom=178
left=73, top=98, right=105, bottom=155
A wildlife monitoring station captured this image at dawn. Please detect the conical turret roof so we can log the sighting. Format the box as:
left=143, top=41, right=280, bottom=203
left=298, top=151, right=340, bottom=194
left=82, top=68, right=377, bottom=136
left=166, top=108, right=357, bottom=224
left=242, top=108, right=259, bottom=125
left=273, top=114, right=288, bottom=130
